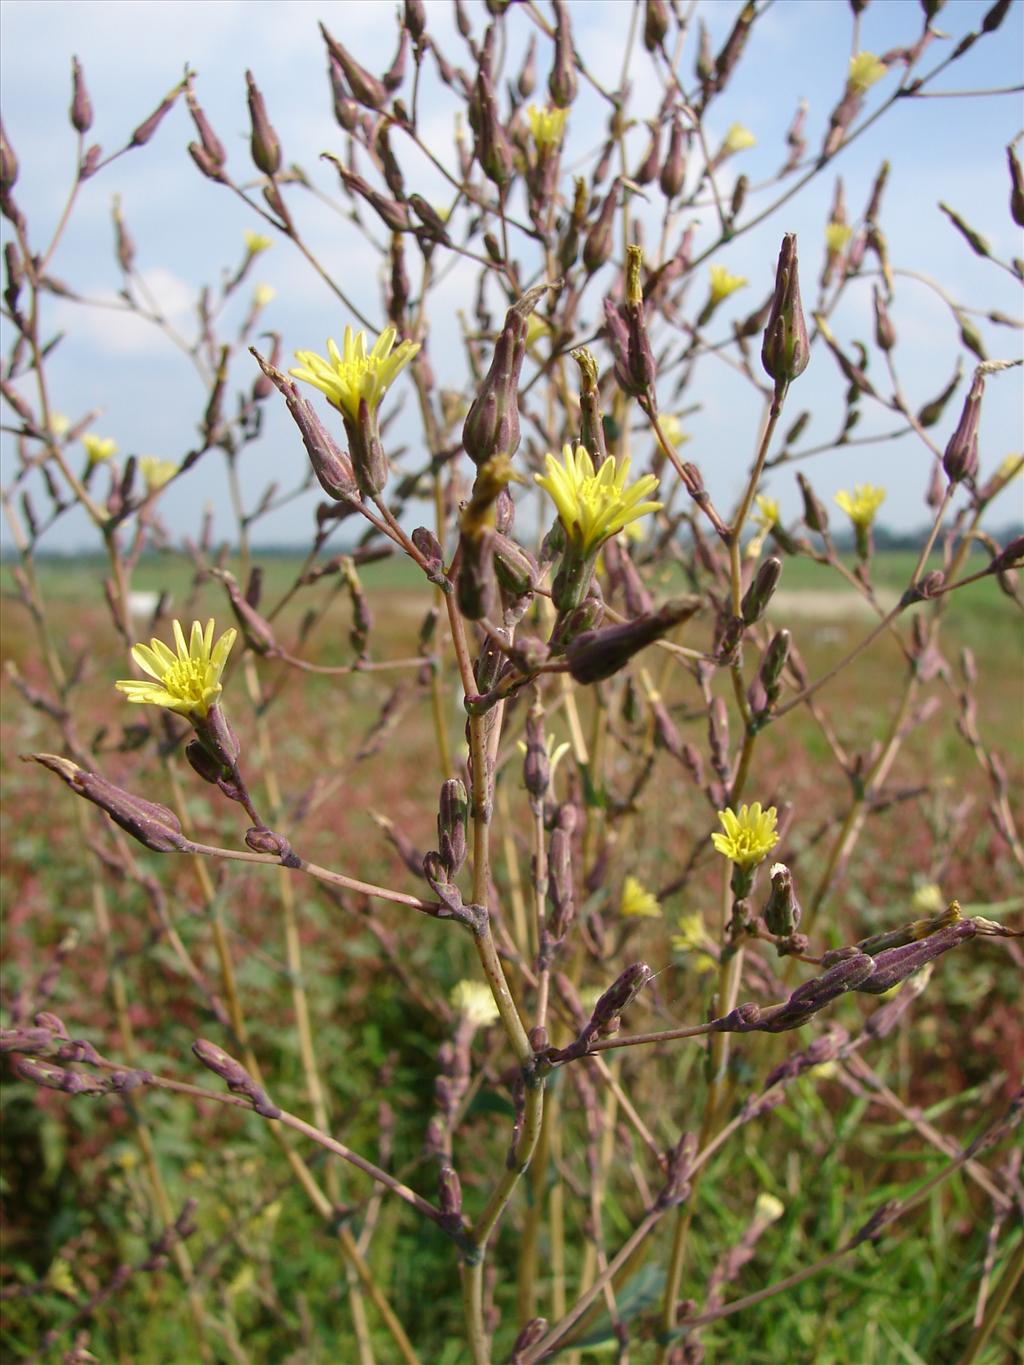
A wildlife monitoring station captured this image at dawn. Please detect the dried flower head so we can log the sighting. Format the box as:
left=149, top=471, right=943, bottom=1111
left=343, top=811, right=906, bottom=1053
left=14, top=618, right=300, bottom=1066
left=116, top=618, right=237, bottom=718
left=620, top=875, right=661, bottom=919
left=450, top=980, right=500, bottom=1027
left=535, top=443, right=661, bottom=555
left=835, top=483, right=886, bottom=528
left=526, top=104, right=568, bottom=150
left=138, top=456, right=178, bottom=492
left=82, top=434, right=118, bottom=466
left=712, top=802, right=779, bottom=869
left=244, top=229, right=273, bottom=254
left=709, top=263, right=748, bottom=303
left=848, top=51, right=887, bottom=93
left=291, top=326, right=419, bottom=423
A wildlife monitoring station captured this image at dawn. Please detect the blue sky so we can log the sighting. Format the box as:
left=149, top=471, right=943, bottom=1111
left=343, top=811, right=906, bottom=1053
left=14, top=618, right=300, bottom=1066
left=1, top=0, right=1022, bottom=550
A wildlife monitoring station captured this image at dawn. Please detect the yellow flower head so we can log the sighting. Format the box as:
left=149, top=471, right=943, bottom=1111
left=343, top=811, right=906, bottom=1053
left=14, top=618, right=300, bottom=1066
left=138, top=456, right=178, bottom=493
left=723, top=123, right=756, bottom=155
left=48, top=412, right=71, bottom=438
left=754, top=1192, right=785, bottom=1224
left=620, top=875, right=661, bottom=919
left=835, top=483, right=885, bottom=529
left=253, top=283, right=276, bottom=308
left=526, top=313, right=553, bottom=352
left=244, top=230, right=273, bottom=254
left=658, top=414, right=690, bottom=449
left=291, top=326, right=420, bottom=424
left=754, top=494, right=780, bottom=530
left=535, top=443, right=661, bottom=556
left=527, top=104, right=569, bottom=150
left=450, top=980, right=500, bottom=1027
left=670, top=911, right=717, bottom=971
left=709, top=263, right=748, bottom=303
left=712, top=802, right=779, bottom=870
left=116, top=618, right=237, bottom=718
left=848, top=52, right=887, bottom=93
left=82, top=434, right=118, bottom=466
left=824, top=222, right=853, bottom=254
left=911, top=881, right=944, bottom=913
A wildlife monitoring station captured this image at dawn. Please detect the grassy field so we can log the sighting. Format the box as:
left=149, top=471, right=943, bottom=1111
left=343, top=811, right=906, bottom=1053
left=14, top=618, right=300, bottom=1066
left=2, top=547, right=1022, bottom=1362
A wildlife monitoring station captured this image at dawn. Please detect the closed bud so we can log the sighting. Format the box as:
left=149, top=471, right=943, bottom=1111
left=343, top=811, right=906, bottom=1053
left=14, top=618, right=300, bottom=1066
left=583, top=182, right=619, bottom=274
left=566, top=599, right=701, bottom=684
left=347, top=396, right=389, bottom=495
left=763, top=862, right=802, bottom=936
left=0, top=119, right=18, bottom=193
left=917, top=360, right=962, bottom=428
left=758, top=628, right=791, bottom=705
left=643, top=0, right=670, bottom=50
left=457, top=524, right=496, bottom=621
left=523, top=708, right=549, bottom=799
left=988, top=535, right=1024, bottom=576
left=29, top=754, right=190, bottom=853
left=220, top=571, right=277, bottom=655
left=1007, top=144, right=1024, bottom=228
left=517, top=35, right=537, bottom=97
left=475, top=69, right=514, bottom=187
left=405, top=0, right=427, bottom=43
left=69, top=57, right=93, bottom=134
left=185, top=82, right=227, bottom=168
left=192, top=1039, right=280, bottom=1117
left=384, top=28, right=409, bottom=92
left=251, top=350, right=359, bottom=500
left=548, top=0, right=578, bottom=108
left=762, top=234, right=809, bottom=390
left=245, top=70, right=281, bottom=176
left=320, top=24, right=389, bottom=109
left=328, top=57, right=359, bottom=130
left=741, top=556, right=783, bottom=624
left=872, top=285, right=896, bottom=351
left=547, top=803, right=577, bottom=941
left=659, top=118, right=687, bottom=199
left=942, top=372, right=983, bottom=484
left=245, top=826, right=299, bottom=865
left=589, top=963, right=652, bottom=1033
left=437, top=778, right=469, bottom=878
left=131, top=85, right=183, bottom=148
left=493, top=532, right=538, bottom=596
left=462, top=287, right=547, bottom=464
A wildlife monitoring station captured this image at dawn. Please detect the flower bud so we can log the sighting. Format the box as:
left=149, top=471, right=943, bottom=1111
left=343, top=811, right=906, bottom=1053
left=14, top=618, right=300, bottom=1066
left=462, top=287, right=547, bottom=465
left=566, top=598, right=701, bottom=684
left=582, top=182, right=619, bottom=275
left=763, top=862, right=802, bottom=936
left=457, top=524, right=497, bottom=621
left=872, top=285, right=896, bottom=352
left=517, top=35, right=537, bottom=98
left=942, top=371, right=983, bottom=484
left=437, top=779, right=469, bottom=878
left=523, top=708, right=550, bottom=800
left=475, top=69, right=514, bottom=187
left=547, top=803, right=577, bottom=942
left=29, top=753, right=191, bottom=853
left=130, top=85, right=183, bottom=148
left=493, top=532, right=537, bottom=597
left=69, top=57, right=93, bottom=134
left=1007, top=143, right=1024, bottom=228
left=405, top=0, right=427, bottom=43
left=193, top=1039, right=280, bottom=1118
left=548, top=0, right=578, bottom=108
left=0, top=119, right=18, bottom=193
left=320, top=24, right=389, bottom=109
left=251, top=349, right=359, bottom=500
left=245, top=70, right=281, bottom=177
left=795, top=473, right=828, bottom=533
left=589, top=963, right=653, bottom=1034
left=643, top=0, right=670, bottom=50
left=741, top=556, right=783, bottom=624
left=659, top=118, right=687, bottom=199
left=761, top=234, right=809, bottom=390
left=917, top=360, right=962, bottom=428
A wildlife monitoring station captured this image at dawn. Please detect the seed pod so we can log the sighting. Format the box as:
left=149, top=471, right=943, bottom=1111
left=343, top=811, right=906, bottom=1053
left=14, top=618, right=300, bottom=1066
left=1007, top=144, right=1024, bottom=228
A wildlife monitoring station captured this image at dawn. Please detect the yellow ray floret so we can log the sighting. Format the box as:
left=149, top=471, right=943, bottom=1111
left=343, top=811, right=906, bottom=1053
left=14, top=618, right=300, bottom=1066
left=535, top=443, right=661, bottom=556
left=291, top=326, right=420, bottom=423
left=620, top=875, right=662, bottom=919
left=712, top=802, right=779, bottom=870
left=116, top=618, right=237, bottom=718
left=527, top=104, right=568, bottom=150
left=82, top=434, right=118, bottom=466
left=709, top=264, right=748, bottom=303
left=835, top=483, right=885, bottom=528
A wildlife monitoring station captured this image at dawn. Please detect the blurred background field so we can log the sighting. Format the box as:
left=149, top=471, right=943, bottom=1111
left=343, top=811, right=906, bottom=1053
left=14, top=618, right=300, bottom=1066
left=2, top=546, right=1021, bottom=1362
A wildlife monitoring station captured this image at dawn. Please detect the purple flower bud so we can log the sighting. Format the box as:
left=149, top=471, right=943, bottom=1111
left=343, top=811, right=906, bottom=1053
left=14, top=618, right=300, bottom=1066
left=493, top=532, right=538, bottom=597
left=1007, top=143, right=1024, bottom=227
left=462, top=289, right=545, bottom=465
left=643, top=0, right=670, bottom=51
left=917, top=360, right=962, bottom=428
left=320, top=25, right=389, bottom=109
left=193, top=1039, right=280, bottom=1118
left=523, top=708, right=550, bottom=800
left=547, top=804, right=577, bottom=942
left=582, top=182, right=619, bottom=275
left=659, top=118, right=687, bottom=199
left=589, top=963, right=653, bottom=1034
left=69, top=57, right=93, bottom=134
left=29, top=753, right=190, bottom=853
left=405, top=0, right=427, bottom=43
left=762, top=234, right=809, bottom=390
left=942, top=371, right=983, bottom=484
left=548, top=0, right=578, bottom=108
left=872, top=285, right=896, bottom=352
left=566, top=599, right=701, bottom=684
left=0, top=119, right=18, bottom=193
left=741, top=556, right=783, bottom=624
left=475, top=69, right=514, bottom=187
left=251, top=349, right=359, bottom=500
left=437, top=779, right=469, bottom=879
left=130, top=86, right=182, bottom=147
left=245, top=70, right=282, bottom=177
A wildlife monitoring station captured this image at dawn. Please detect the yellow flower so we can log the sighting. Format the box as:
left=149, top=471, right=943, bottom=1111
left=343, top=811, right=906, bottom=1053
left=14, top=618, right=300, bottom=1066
left=712, top=802, right=779, bottom=870
left=138, top=456, right=178, bottom=493
left=755, top=1192, right=785, bottom=1224
left=450, top=980, right=500, bottom=1027
left=824, top=222, right=853, bottom=254
left=620, top=875, right=661, bottom=919
left=754, top=495, right=780, bottom=530
left=527, top=104, right=568, bottom=150
left=670, top=912, right=717, bottom=972
left=911, top=882, right=944, bottom=913
left=848, top=52, right=887, bottom=93
left=526, top=313, right=552, bottom=353
left=244, top=229, right=273, bottom=254
left=291, top=326, right=420, bottom=423
left=48, top=412, right=71, bottom=437
left=253, top=283, right=276, bottom=308
left=709, top=264, right=748, bottom=303
left=658, top=414, right=690, bottom=449
left=835, top=483, right=886, bottom=528
left=536, top=444, right=661, bottom=556
left=723, top=123, right=756, bottom=155
left=82, top=434, right=118, bottom=466
left=116, top=618, right=237, bottom=718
